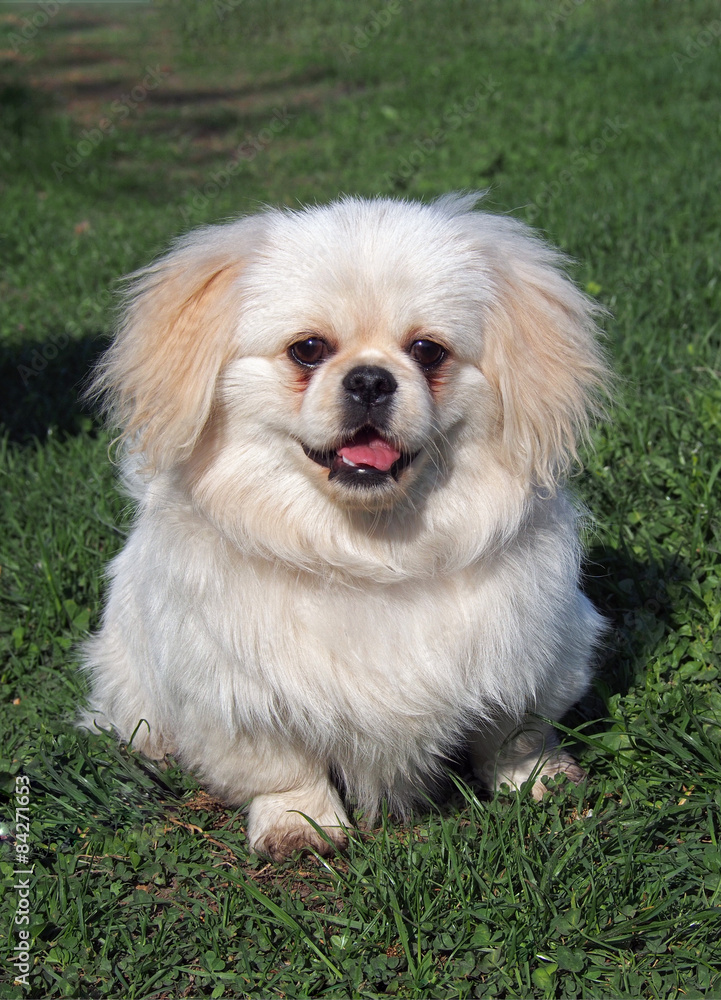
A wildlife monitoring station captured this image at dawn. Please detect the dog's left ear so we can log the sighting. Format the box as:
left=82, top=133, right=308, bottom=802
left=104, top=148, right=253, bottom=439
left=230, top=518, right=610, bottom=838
left=479, top=224, right=610, bottom=491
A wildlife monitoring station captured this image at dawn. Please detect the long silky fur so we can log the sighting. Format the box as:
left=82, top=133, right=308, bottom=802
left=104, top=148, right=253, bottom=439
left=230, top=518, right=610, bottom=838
left=80, top=194, right=609, bottom=848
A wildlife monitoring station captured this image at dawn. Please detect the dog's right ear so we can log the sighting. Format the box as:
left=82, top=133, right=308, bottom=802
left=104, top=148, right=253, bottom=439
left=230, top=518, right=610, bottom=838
left=88, top=216, right=267, bottom=472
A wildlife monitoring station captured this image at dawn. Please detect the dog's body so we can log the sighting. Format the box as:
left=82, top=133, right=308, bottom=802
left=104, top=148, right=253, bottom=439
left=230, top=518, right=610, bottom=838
left=81, top=195, right=607, bottom=859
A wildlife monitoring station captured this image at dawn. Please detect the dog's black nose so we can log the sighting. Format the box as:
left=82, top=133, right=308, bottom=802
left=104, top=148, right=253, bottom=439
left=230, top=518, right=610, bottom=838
left=342, top=366, right=397, bottom=408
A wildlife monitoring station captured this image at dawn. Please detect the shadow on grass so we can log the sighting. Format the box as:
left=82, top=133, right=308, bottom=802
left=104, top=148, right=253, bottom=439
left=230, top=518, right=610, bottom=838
left=0, top=332, right=106, bottom=443
left=27, top=15, right=110, bottom=35
left=148, top=64, right=336, bottom=106
left=29, top=48, right=132, bottom=71
left=583, top=543, right=686, bottom=708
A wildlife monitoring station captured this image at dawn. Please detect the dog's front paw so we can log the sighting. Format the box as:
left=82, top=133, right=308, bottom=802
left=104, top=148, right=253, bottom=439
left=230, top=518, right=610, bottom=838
left=247, top=785, right=351, bottom=861
left=254, top=823, right=349, bottom=862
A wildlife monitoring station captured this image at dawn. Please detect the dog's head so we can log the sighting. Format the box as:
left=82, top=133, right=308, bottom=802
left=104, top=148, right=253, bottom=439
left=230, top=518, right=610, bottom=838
left=92, top=195, right=608, bottom=544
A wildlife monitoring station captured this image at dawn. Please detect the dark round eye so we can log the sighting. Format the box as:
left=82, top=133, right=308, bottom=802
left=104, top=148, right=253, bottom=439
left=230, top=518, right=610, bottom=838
left=409, top=339, right=447, bottom=368
left=289, top=337, right=330, bottom=367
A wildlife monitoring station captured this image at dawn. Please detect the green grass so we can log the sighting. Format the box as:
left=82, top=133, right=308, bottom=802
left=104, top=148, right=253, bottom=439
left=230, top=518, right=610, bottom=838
left=1, top=1, right=721, bottom=996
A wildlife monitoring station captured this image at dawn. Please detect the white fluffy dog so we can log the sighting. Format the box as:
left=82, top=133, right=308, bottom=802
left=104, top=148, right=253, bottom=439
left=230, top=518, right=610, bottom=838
left=81, top=194, right=608, bottom=860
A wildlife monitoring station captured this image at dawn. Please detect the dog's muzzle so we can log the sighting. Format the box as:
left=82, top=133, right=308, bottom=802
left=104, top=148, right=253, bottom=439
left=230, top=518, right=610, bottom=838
left=303, top=366, right=417, bottom=488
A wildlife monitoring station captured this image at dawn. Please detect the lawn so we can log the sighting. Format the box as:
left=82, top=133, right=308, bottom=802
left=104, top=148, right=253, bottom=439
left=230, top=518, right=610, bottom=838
left=1, top=1, right=721, bottom=996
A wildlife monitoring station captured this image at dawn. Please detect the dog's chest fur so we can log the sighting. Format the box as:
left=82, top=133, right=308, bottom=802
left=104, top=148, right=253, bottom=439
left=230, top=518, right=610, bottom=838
left=107, top=490, right=592, bottom=757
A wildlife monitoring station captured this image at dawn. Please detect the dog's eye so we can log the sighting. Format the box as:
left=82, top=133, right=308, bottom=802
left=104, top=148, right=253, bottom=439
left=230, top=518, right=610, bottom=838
left=289, top=337, right=330, bottom=367
left=409, top=339, right=446, bottom=368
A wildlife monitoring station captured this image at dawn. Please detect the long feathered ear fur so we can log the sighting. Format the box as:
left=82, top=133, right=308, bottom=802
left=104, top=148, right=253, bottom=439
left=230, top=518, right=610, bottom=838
left=87, top=216, right=267, bottom=472
left=470, top=212, right=610, bottom=491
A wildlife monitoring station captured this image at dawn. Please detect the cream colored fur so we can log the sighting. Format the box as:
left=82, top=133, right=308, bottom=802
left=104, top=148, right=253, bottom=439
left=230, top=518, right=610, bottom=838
left=80, top=194, right=608, bottom=858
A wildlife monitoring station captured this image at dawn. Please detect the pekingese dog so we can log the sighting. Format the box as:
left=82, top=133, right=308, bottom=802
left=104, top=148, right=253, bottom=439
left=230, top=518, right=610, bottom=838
left=80, top=194, right=608, bottom=860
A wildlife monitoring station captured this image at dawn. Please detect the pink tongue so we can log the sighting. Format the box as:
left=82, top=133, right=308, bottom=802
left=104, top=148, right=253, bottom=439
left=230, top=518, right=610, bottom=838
left=338, top=437, right=401, bottom=472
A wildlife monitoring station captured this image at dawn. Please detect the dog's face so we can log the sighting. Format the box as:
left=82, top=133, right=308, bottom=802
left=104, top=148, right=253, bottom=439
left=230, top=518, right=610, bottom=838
left=215, top=201, right=500, bottom=511
left=95, top=196, right=607, bottom=546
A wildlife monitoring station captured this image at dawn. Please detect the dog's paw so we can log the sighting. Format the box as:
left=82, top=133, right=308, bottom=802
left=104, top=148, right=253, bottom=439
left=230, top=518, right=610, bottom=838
left=254, top=823, right=349, bottom=862
left=247, top=785, right=351, bottom=861
left=530, top=753, right=586, bottom=800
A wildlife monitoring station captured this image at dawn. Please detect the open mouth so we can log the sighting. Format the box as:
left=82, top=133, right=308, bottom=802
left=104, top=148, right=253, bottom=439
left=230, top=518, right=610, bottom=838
left=302, top=427, right=417, bottom=487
